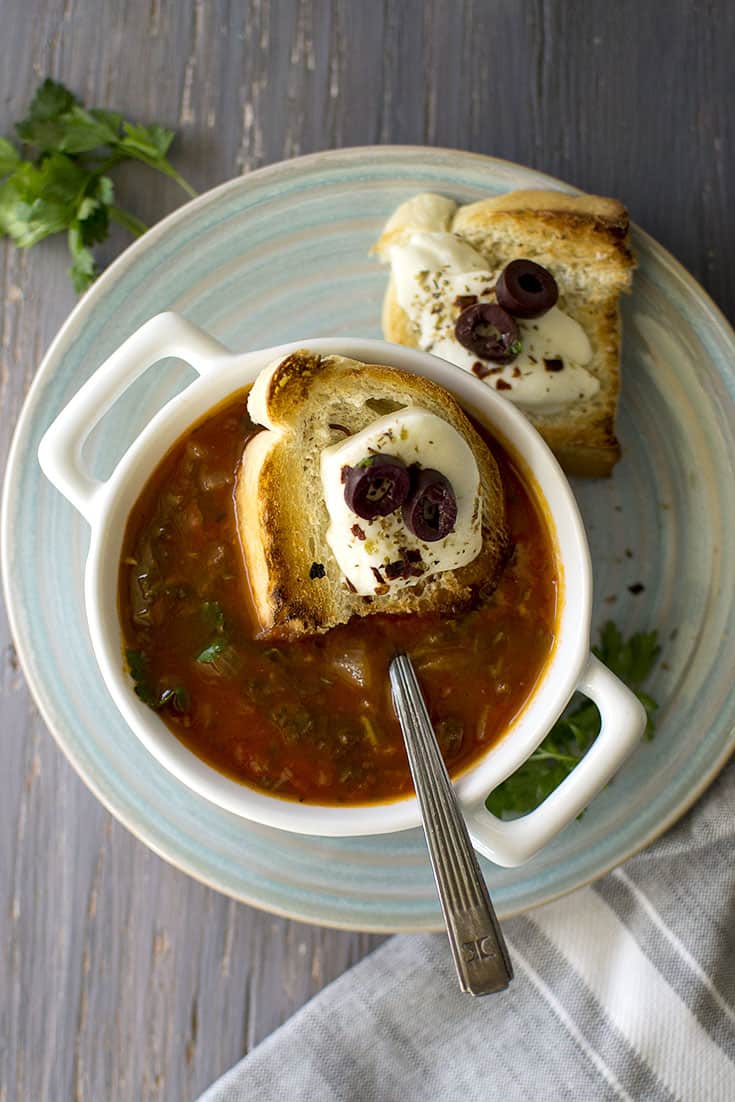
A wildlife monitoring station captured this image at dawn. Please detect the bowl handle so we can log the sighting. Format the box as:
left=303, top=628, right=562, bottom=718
left=38, top=312, right=228, bottom=522
left=465, top=654, right=646, bottom=868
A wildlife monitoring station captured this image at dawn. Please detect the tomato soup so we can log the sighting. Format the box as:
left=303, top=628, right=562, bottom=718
left=118, top=389, right=558, bottom=805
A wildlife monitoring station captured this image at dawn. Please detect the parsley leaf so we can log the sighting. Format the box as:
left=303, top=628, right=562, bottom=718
left=0, top=139, right=20, bottom=178
left=196, top=639, right=228, bottom=664
left=486, top=621, right=661, bottom=820
left=593, top=621, right=661, bottom=694
left=0, top=154, right=88, bottom=246
left=195, top=601, right=229, bottom=663
left=1, top=78, right=195, bottom=291
left=126, top=647, right=148, bottom=684
left=15, top=79, right=82, bottom=152
left=24, top=77, right=78, bottom=121
left=120, top=121, right=175, bottom=160
left=125, top=647, right=158, bottom=706
left=125, top=648, right=189, bottom=713
left=195, top=600, right=243, bottom=674
left=68, top=224, right=96, bottom=293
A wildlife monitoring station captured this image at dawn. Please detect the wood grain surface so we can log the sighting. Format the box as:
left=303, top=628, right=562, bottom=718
left=1, top=1, right=733, bottom=1099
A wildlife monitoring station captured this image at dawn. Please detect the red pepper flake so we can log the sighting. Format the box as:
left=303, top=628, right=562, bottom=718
left=374, top=584, right=389, bottom=596
left=454, top=294, right=478, bottom=310
left=345, top=577, right=357, bottom=593
left=384, top=560, right=405, bottom=580
left=472, top=361, right=491, bottom=379
left=351, top=523, right=366, bottom=540
left=371, top=565, right=385, bottom=586
left=404, top=548, right=422, bottom=564
left=512, top=366, right=521, bottom=378
left=496, top=379, right=512, bottom=391
left=544, top=357, right=564, bottom=372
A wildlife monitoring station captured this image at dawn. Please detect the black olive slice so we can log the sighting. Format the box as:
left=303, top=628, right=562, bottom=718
left=402, top=468, right=457, bottom=542
left=344, top=455, right=410, bottom=520
left=495, top=259, right=558, bottom=319
left=454, top=303, right=520, bottom=364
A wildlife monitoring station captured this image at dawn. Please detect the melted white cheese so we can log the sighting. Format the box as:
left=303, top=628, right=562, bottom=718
left=320, top=407, right=482, bottom=596
left=388, top=231, right=599, bottom=412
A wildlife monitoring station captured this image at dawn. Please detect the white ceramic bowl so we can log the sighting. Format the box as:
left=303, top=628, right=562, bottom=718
left=38, top=312, right=645, bottom=867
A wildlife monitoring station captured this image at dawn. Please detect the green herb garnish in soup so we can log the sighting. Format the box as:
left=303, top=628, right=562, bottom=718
left=118, top=388, right=559, bottom=806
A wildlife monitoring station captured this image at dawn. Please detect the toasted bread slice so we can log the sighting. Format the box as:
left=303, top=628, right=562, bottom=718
left=236, top=351, right=509, bottom=638
left=373, top=189, right=635, bottom=477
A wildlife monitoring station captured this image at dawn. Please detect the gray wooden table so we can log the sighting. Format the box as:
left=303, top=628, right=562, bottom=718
left=2, top=2, right=733, bottom=1099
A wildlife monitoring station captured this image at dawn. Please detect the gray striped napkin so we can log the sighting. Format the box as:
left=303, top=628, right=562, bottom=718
left=199, top=761, right=735, bottom=1102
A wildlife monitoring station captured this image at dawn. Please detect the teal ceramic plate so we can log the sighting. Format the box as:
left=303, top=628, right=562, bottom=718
left=3, top=148, right=735, bottom=931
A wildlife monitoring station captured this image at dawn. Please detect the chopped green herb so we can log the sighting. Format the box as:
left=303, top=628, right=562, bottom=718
left=196, top=639, right=228, bottom=664
left=196, top=601, right=229, bottom=663
left=125, top=648, right=188, bottom=712
left=0, top=78, right=195, bottom=291
left=126, top=647, right=150, bottom=695
left=592, top=621, right=660, bottom=704
left=510, top=339, right=523, bottom=356
left=0, top=138, right=20, bottom=177
left=486, top=622, right=661, bottom=820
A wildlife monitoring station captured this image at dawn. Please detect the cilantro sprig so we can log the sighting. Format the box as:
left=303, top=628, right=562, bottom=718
left=486, top=622, right=661, bottom=820
left=0, top=79, right=195, bottom=291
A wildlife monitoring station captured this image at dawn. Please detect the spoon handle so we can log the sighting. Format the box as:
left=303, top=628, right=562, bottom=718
left=389, top=654, right=513, bottom=995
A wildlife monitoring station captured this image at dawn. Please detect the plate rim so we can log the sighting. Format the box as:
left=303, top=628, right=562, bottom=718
left=3, top=144, right=735, bottom=932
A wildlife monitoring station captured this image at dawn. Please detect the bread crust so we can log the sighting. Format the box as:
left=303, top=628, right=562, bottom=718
left=374, top=189, right=635, bottom=477
left=236, top=352, right=509, bottom=638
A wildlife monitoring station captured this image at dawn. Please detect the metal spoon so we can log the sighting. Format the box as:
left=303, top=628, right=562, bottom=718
left=389, top=653, right=513, bottom=995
